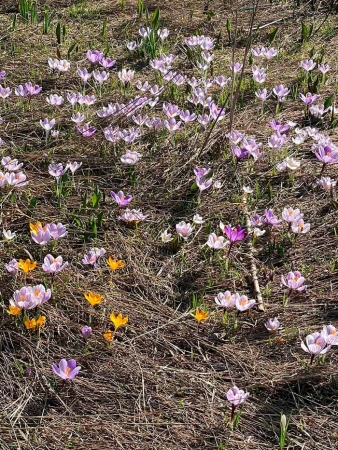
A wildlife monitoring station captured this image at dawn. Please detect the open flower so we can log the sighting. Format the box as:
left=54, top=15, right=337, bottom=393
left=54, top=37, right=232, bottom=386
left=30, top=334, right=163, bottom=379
left=110, top=190, right=133, bottom=207
left=24, top=316, right=46, bottom=330
left=3, top=229, right=16, bottom=240
left=192, top=308, right=209, bottom=323
left=7, top=305, right=22, bottom=316
left=52, top=359, right=81, bottom=380
left=206, top=233, right=228, bottom=249
left=42, top=255, right=68, bottom=274
left=103, top=330, right=114, bottom=342
left=176, top=221, right=194, bottom=239
left=16, top=259, right=37, bottom=274
left=265, top=317, right=281, bottom=332
left=214, top=291, right=235, bottom=309
left=226, top=386, right=250, bottom=406
left=281, top=271, right=307, bottom=291
left=161, top=230, right=173, bottom=243
left=234, top=294, right=256, bottom=312
left=110, top=312, right=128, bottom=330
left=107, top=257, right=125, bottom=271
left=84, top=291, right=103, bottom=307
left=82, top=247, right=106, bottom=267
left=301, top=332, right=331, bottom=364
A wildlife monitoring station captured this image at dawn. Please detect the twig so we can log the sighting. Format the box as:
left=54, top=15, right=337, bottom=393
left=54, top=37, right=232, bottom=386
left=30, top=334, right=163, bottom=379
left=242, top=193, right=264, bottom=312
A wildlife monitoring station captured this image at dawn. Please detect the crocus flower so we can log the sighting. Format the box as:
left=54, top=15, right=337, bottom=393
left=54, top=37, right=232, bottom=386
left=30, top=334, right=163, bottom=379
left=193, top=214, right=204, bottom=224
left=84, top=291, right=103, bottom=307
left=7, top=305, right=22, bottom=315
left=318, top=63, right=331, bottom=74
left=66, top=161, right=82, bottom=174
left=214, top=291, right=235, bottom=309
left=81, top=325, right=92, bottom=340
left=265, top=317, right=281, bottom=332
left=42, top=255, right=68, bottom=274
left=161, top=230, right=173, bottom=243
left=110, top=190, right=133, bottom=207
left=234, top=294, right=256, bottom=312
left=46, top=94, right=64, bottom=106
left=3, top=229, right=16, bottom=240
left=299, top=92, right=320, bottom=106
left=316, top=176, right=336, bottom=192
left=82, top=247, right=106, bottom=267
left=301, top=332, right=331, bottom=364
left=281, top=207, right=303, bottom=223
left=273, top=84, right=290, bottom=102
left=86, top=49, right=104, bottom=64
left=263, top=209, right=282, bottom=228
left=30, top=284, right=52, bottom=306
left=118, top=69, right=135, bottom=83
left=52, top=359, right=81, bottom=380
left=206, top=233, right=228, bottom=250
left=48, top=163, right=66, bottom=179
left=226, top=386, right=250, bottom=406
left=119, top=209, right=147, bottom=223
left=221, top=224, right=247, bottom=243
left=291, top=219, right=310, bottom=234
left=77, top=123, right=96, bottom=137
left=281, top=271, right=307, bottom=291
left=120, top=150, right=142, bottom=165
left=24, top=316, right=46, bottom=330
left=176, top=221, right=194, bottom=239
left=2, top=157, right=23, bottom=171
left=49, top=223, right=67, bottom=239
left=276, top=157, right=301, bottom=172
left=192, top=308, right=209, bottom=323
left=321, top=325, right=338, bottom=346
left=11, top=287, right=36, bottom=310
left=300, top=59, right=316, bottom=72
left=110, top=312, right=128, bottom=330
left=16, top=259, right=37, bottom=274
left=107, top=257, right=125, bottom=271
left=5, top=259, right=18, bottom=275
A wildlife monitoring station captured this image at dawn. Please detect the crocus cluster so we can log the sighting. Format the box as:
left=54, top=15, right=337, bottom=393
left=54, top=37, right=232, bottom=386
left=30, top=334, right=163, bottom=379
left=301, top=325, right=338, bottom=364
left=281, top=207, right=310, bottom=234
left=10, top=285, right=52, bottom=310
left=0, top=157, right=27, bottom=188
left=215, top=291, right=256, bottom=312
left=30, top=222, right=67, bottom=245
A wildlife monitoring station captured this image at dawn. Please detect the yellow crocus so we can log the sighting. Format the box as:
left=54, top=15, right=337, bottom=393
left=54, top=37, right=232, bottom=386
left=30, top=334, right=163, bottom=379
left=103, top=329, right=114, bottom=342
left=7, top=305, right=22, bottom=316
left=36, top=316, right=46, bottom=328
left=109, top=312, right=128, bottom=330
left=84, top=291, right=103, bottom=307
left=29, top=222, right=42, bottom=234
left=192, top=308, right=209, bottom=323
left=24, top=318, right=37, bottom=330
left=17, top=259, right=37, bottom=274
left=107, top=257, right=125, bottom=271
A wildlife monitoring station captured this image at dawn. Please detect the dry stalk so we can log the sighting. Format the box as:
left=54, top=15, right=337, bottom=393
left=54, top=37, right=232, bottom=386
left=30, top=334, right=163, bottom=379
left=242, top=193, right=264, bottom=312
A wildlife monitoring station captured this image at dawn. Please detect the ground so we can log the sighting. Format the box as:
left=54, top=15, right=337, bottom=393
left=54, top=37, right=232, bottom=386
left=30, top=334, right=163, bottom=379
left=0, top=0, right=338, bottom=449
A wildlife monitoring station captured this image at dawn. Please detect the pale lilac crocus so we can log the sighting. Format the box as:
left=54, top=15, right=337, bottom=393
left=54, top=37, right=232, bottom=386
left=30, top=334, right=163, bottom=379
left=176, top=221, right=194, bottom=239
left=110, top=190, right=133, bottom=207
left=301, top=332, right=330, bottom=365
left=273, top=84, right=290, bottom=102
left=48, top=163, right=66, bottom=179
left=265, top=317, right=281, bottom=333
left=100, top=57, right=116, bottom=69
left=5, top=259, right=18, bottom=275
left=46, top=94, right=64, bottom=106
left=229, top=62, right=243, bottom=74
left=66, top=161, right=82, bottom=174
left=93, top=70, right=109, bottom=85
left=214, top=291, right=235, bottom=309
left=82, top=247, right=106, bottom=267
left=81, top=325, right=92, bottom=340
left=291, top=218, right=310, bottom=234
left=281, top=207, right=303, bottom=224
left=318, top=63, right=331, bottom=74
left=118, top=69, right=135, bottom=83
left=281, top=271, right=307, bottom=291
left=119, top=209, right=147, bottom=223
left=30, top=284, right=52, bottom=306
left=196, top=176, right=212, bottom=191
left=321, top=325, right=338, bottom=346
left=206, top=233, right=228, bottom=250
left=300, top=59, right=316, bottom=72
left=52, top=359, right=81, bottom=380
left=120, top=150, right=142, bottom=165
left=255, top=88, right=271, bottom=102
left=226, top=386, right=250, bottom=421
left=2, top=157, right=23, bottom=171
left=86, top=49, right=104, bottom=65
left=299, top=92, right=320, bottom=106
left=276, top=157, right=301, bottom=172
left=11, top=287, right=36, bottom=310
left=234, top=294, right=256, bottom=312
left=77, top=68, right=92, bottom=83
left=252, top=66, right=267, bottom=84
left=316, top=176, right=336, bottom=192
left=49, top=223, right=67, bottom=239
left=42, top=254, right=68, bottom=274
left=77, top=123, right=96, bottom=137
left=40, top=118, right=56, bottom=131
left=164, top=118, right=181, bottom=132
left=31, top=227, right=51, bottom=245
left=263, top=209, right=282, bottom=228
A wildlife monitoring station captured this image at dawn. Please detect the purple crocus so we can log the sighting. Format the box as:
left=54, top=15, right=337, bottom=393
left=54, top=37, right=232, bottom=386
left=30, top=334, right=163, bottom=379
left=214, top=291, right=235, bottom=309
left=263, top=209, right=282, bottom=228
left=206, top=233, right=228, bottom=250
left=281, top=271, right=307, bottom=291
left=196, top=176, right=212, bottom=191
left=110, top=190, right=133, bottom=207
left=52, top=359, right=81, bottom=380
left=299, top=92, right=320, bottom=106
left=48, top=163, right=66, bottom=179
left=222, top=224, right=247, bottom=243
left=301, top=332, right=331, bottom=365
left=226, top=386, right=250, bottom=421
left=77, top=123, right=96, bottom=137
left=273, top=84, right=290, bottom=102
left=42, top=254, right=68, bottom=274
left=48, top=223, right=67, bottom=239
left=82, top=247, right=106, bottom=267
left=86, top=49, right=104, bottom=65
left=81, top=325, right=92, bottom=340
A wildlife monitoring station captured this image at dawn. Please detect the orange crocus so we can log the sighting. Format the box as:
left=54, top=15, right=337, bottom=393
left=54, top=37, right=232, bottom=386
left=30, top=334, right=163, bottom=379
left=29, top=222, right=42, bottom=234
left=84, top=291, right=103, bottom=307
left=107, top=257, right=125, bottom=271
left=36, top=316, right=46, bottom=328
left=24, top=318, right=37, bottom=330
left=17, top=259, right=37, bottom=274
left=103, top=329, right=114, bottom=342
left=7, top=305, right=22, bottom=316
left=192, top=308, right=209, bottom=323
left=109, top=312, right=128, bottom=330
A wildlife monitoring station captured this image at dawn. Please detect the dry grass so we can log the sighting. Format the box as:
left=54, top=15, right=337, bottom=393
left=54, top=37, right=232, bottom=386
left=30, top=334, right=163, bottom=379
left=1, top=0, right=338, bottom=449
